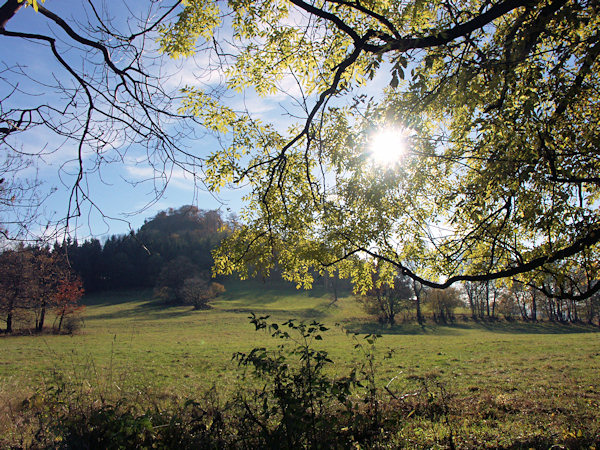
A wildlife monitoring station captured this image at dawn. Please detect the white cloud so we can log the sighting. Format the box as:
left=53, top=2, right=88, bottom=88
left=161, top=52, right=230, bottom=91
left=123, top=161, right=199, bottom=192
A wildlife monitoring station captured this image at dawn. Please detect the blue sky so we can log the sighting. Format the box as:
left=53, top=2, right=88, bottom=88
left=1, top=1, right=251, bottom=240
left=1, top=0, right=395, bottom=243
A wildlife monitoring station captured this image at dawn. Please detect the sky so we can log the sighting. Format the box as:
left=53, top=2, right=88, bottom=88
left=1, top=1, right=251, bottom=241
left=1, top=0, right=395, bottom=243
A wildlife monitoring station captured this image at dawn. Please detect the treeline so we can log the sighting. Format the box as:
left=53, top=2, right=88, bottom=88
left=0, top=206, right=232, bottom=333
left=359, top=274, right=600, bottom=326
left=466, top=279, right=600, bottom=324
left=3, top=204, right=597, bottom=332
left=62, top=206, right=232, bottom=292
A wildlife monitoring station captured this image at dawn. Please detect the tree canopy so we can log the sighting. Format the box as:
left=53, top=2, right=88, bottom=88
left=1, top=0, right=598, bottom=301
left=158, top=0, right=600, bottom=300
left=61, top=206, right=232, bottom=292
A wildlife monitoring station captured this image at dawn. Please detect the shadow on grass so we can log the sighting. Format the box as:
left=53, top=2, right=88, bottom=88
left=343, top=321, right=463, bottom=336
left=84, top=298, right=197, bottom=322
left=82, top=289, right=155, bottom=307
left=83, top=284, right=335, bottom=323
left=466, top=319, right=600, bottom=334
left=215, top=282, right=339, bottom=317
left=344, top=318, right=600, bottom=336
left=219, top=278, right=345, bottom=304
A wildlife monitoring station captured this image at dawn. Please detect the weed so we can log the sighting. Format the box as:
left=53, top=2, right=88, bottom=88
left=229, top=314, right=381, bottom=448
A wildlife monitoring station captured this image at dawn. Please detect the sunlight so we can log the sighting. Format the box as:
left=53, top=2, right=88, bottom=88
left=368, top=128, right=411, bottom=167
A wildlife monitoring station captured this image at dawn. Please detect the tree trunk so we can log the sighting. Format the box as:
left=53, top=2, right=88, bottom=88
left=413, top=280, right=424, bottom=324
left=557, top=298, right=564, bottom=321
left=485, top=282, right=490, bottom=318
left=37, top=302, right=46, bottom=332
left=57, top=312, right=64, bottom=332
left=6, top=311, right=12, bottom=333
left=546, top=298, right=554, bottom=321
left=585, top=299, right=593, bottom=324
left=5, top=296, right=15, bottom=333
left=332, top=274, right=338, bottom=304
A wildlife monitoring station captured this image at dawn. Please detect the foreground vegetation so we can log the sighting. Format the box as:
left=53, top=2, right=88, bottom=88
left=1, top=280, right=599, bottom=448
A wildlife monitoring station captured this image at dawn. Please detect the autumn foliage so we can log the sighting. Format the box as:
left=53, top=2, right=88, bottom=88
left=0, top=246, right=85, bottom=334
left=53, top=277, right=85, bottom=333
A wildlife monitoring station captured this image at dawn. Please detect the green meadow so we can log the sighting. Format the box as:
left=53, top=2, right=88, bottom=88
left=2, top=280, right=600, bottom=448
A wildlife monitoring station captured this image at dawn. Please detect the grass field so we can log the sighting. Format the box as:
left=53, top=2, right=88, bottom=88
left=1, top=279, right=599, bottom=447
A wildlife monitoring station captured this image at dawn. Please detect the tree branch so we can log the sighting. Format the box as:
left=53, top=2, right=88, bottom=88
left=354, top=224, right=600, bottom=299
left=0, top=0, right=22, bottom=31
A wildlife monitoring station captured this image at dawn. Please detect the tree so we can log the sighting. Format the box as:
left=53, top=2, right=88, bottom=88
left=53, top=276, right=84, bottom=333
left=154, top=258, right=225, bottom=307
left=359, top=270, right=413, bottom=325
left=154, top=256, right=201, bottom=303
left=505, top=280, right=539, bottom=321
left=29, top=246, right=58, bottom=331
left=0, top=246, right=33, bottom=332
left=159, top=0, right=600, bottom=300
left=425, top=287, right=463, bottom=323
left=181, top=274, right=225, bottom=310
left=0, top=0, right=203, bottom=239
left=411, top=279, right=426, bottom=325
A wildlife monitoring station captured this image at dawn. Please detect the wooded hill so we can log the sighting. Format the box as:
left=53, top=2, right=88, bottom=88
left=60, top=206, right=233, bottom=292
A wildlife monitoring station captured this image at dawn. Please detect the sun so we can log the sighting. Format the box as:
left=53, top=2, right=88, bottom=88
left=369, top=128, right=411, bottom=167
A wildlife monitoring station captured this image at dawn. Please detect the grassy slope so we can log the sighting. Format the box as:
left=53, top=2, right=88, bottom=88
left=1, top=279, right=599, bottom=446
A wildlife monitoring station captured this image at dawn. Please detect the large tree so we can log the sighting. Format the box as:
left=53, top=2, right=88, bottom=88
left=158, top=0, right=600, bottom=300
left=0, top=246, right=34, bottom=332
left=2, top=1, right=598, bottom=301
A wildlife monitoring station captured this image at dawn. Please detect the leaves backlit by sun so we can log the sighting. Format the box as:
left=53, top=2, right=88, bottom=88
left=369, top=128, right=412, bottom=167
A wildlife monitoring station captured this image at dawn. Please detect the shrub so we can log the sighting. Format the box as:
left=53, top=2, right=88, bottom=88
left=181, top=276, right=225, bottom=310
left=62, top=315, right=84, bottom=335
left=227, top=314, right=386, bottom=448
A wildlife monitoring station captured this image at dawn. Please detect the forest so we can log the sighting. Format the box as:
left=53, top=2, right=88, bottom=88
left=0, top=206, right=234, bottom=333
left=2, top=204, right=598, bottom=336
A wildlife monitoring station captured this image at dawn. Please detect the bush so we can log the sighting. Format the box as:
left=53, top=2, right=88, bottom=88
left=229, top=314, right=383, bottom=448
left=56, top=403, right=155, bottom=449
left=62, top=315, right=84, bottom=335
left=181, top=276, right=225, bottom=310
